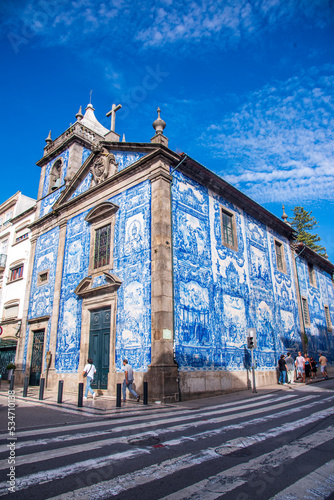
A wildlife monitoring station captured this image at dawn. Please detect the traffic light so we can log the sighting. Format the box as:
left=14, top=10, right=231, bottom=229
left=247, top=328, right=257, bottom=349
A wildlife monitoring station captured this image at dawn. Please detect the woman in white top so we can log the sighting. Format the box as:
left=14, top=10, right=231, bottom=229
left=82, top=358, right=97, bottom=399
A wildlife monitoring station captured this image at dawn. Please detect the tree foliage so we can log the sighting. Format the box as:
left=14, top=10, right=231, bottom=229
left=290, top=206, right=326, bottom=257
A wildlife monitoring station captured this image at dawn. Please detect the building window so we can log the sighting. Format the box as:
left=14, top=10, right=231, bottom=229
left=9, top=265, right=23, bottom=282
left=15, top=232, right=29, bottom=243
left=274, top=240, right=286, bottom=272
left=324, top=306, right=332, bottom=332
left=308, top=263, right=316, bottom=287
left=4, top=303, right=19, bottom=319
left=301, top=297, right=310, bottom=326
left=221, top=208, right=238, bottom=251
left=37, top=270, right=49, bottom=286
left=94, top=224, right=111, bottom=269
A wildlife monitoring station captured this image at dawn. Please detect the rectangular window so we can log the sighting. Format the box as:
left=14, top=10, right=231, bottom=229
left=301, top=297, right=310, bottom=326
left=274, top=240, right=285, bottom=271
left=15, top=232, right=29, bottom=243
left=37, top=270, right=49, bottom=286
left=308, top=263, right=316, bottom=287
left=10, top=265, right=23, bottom=282
left=221, top=208, right=238, bottom=251
left=94, top=224, right=111, bottom=269
left=4, top=304, right=19, bottom=319
left=324, top=306, right=332, bottom=332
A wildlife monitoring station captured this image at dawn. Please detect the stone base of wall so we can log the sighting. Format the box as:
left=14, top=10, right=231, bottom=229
left=179, top=369, right=279, bottom=400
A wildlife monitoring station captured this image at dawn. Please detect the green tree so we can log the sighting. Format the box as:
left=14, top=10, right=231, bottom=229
left=290, top=206, right=327, bottom=257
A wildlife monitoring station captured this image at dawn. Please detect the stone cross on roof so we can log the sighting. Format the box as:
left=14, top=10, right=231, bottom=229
left=106, top=104, right=122, bottom=131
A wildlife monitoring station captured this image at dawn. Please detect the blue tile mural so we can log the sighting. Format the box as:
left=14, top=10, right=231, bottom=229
left=114, top=151, right=145, bottom=172
left=55, top=213, right=91, bottom=372
left=112, top=181, right=151, bottom=372
left=50, top=180, right=151, bottom=373
left=39, top=151, right=69, bottom=218
left=296, top=258, right=334, bottom=361
left=22, top=227, right=60, bottom=370
left=171, top=170, right=302, bottom=373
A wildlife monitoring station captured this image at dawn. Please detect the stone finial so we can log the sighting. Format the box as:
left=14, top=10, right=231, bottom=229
left=152, top=107, right=166, bottom=135
left=45, top=130, right=52, bottom=145
left=325, top=251, right=328, bottom=259
left=122, top=133, right=126, bottom=142
left=282, top=205, right=289, bottom=223
left=76, top=105, right=83, bottom=121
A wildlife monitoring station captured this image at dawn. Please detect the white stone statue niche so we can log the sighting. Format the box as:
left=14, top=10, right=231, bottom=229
left=90, top=146, right=118, bottom=187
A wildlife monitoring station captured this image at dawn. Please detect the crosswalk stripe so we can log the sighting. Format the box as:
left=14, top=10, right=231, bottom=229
left=45, top=423, right=334, bottom=500
left=160, top=427, right=334, bottom=500
left=0, top=392, right=289, bottom=440
left=269, top=459, right=334, bottom=500
left=1, top=405, right=333, bottom=496
left=0, top=394, right=322, bottom=466
left=0, top=396, right=318, bottom=453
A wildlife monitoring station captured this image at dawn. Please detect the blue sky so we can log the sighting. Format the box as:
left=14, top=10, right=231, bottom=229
left=1, top=0, right=334, bottom=261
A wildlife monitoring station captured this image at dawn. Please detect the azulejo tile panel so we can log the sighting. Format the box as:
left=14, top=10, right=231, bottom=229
left=55, top=212, right=90, bottom=373
left=112, top=180, right=151, bottom=372
left=69, top=148, right=93, bottom=200
left=113, top=151, right=145, bottom=172
left=172, top=170, right=302, bottom=373
left=296, top=258, right=334, bottom=360
left=22, top=227, right=60, bottom=370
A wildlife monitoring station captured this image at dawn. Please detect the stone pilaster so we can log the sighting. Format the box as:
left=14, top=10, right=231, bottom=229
left=148, top=161, right=179, bottom=401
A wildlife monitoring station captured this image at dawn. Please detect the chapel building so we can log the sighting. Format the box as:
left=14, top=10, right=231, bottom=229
left=14, top=103, right=334, bottom=400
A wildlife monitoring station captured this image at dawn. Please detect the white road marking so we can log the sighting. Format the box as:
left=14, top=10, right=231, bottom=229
left=1, top=406, right=333, bottom=496
left=269, top=460, right=334, bottom=500
left=45, top=423, right=334, bottom=500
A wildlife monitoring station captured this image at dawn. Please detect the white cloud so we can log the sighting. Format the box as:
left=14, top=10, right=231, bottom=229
left=202, top=65, right=334, bottom=203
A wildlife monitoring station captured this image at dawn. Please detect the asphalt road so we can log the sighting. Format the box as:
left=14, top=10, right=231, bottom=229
left=1, top=379, right=334, bottom=499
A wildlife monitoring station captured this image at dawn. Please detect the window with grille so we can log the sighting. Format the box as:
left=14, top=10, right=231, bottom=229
left=37, top=270, right=49, bottom=286
left=221, top=208, right=237, bottom=251
left=94, top=224, right=111, bottom=269
left=301, top=297, right=310, bottom=326
left=9, top=265, right=23, bottom=282
left=324, top=306, right=332, bottom=331
left=15, top=232, right=29, bottom=243
left=274, top=240, right=286, bottom=272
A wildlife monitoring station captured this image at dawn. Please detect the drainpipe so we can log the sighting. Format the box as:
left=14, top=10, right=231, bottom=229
left=169, top=154, right=188, bottom=402
left=294, top=244, right=308, bottom=352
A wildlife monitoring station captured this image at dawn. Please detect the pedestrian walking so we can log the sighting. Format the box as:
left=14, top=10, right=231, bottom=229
left=122, top=359, right=140, bottom=402
left=285, top=352, right=295, bottom=383
left=278, top=354, right=288, bottom=385
left=295, top=351, right=305, bottom=383
left=82, top=358, right=97, bottom=400
left=319, top=353, right=329, bottom=379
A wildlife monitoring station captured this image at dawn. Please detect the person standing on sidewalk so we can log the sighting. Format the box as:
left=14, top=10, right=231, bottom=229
left=319, top=353, right=329, bottom=379
left=82, top=358, right=96, bottom=400
left=278, top=354, right=288, bottom=385
left=295, top=351, right=305, bottom=383
left=122, top=359, right=140, bottom=402
left=285, top=352, right=295, bottom=384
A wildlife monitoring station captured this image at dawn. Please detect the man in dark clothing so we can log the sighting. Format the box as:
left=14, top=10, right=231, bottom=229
left=278, top=354, right=287, bottom=385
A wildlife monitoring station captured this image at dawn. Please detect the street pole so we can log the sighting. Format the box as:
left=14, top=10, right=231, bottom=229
left=251, top=348, right=257, bottom=393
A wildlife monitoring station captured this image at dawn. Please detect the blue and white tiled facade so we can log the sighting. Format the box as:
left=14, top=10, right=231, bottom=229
left=296, top=258, right=334, bottom=361
left=171, top=171, right=302, bottom=373
left=39, top=151, right=69, bottom=217
left=22, top=227, right=60, bottom=369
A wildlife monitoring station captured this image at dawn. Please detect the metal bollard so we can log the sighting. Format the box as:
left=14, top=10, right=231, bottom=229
left=9, top=375, right=15, bottom=391
left=23, top=376, right=29, bottom=397
left=39, top=378, right=45, bottom=400
left=116, top=383, right=121, bottom=408
left=57, top=380, right=64, bottom=404
left=143, top=381, right=148, bottom=405
left=78, top=382, right=84, bottom=407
